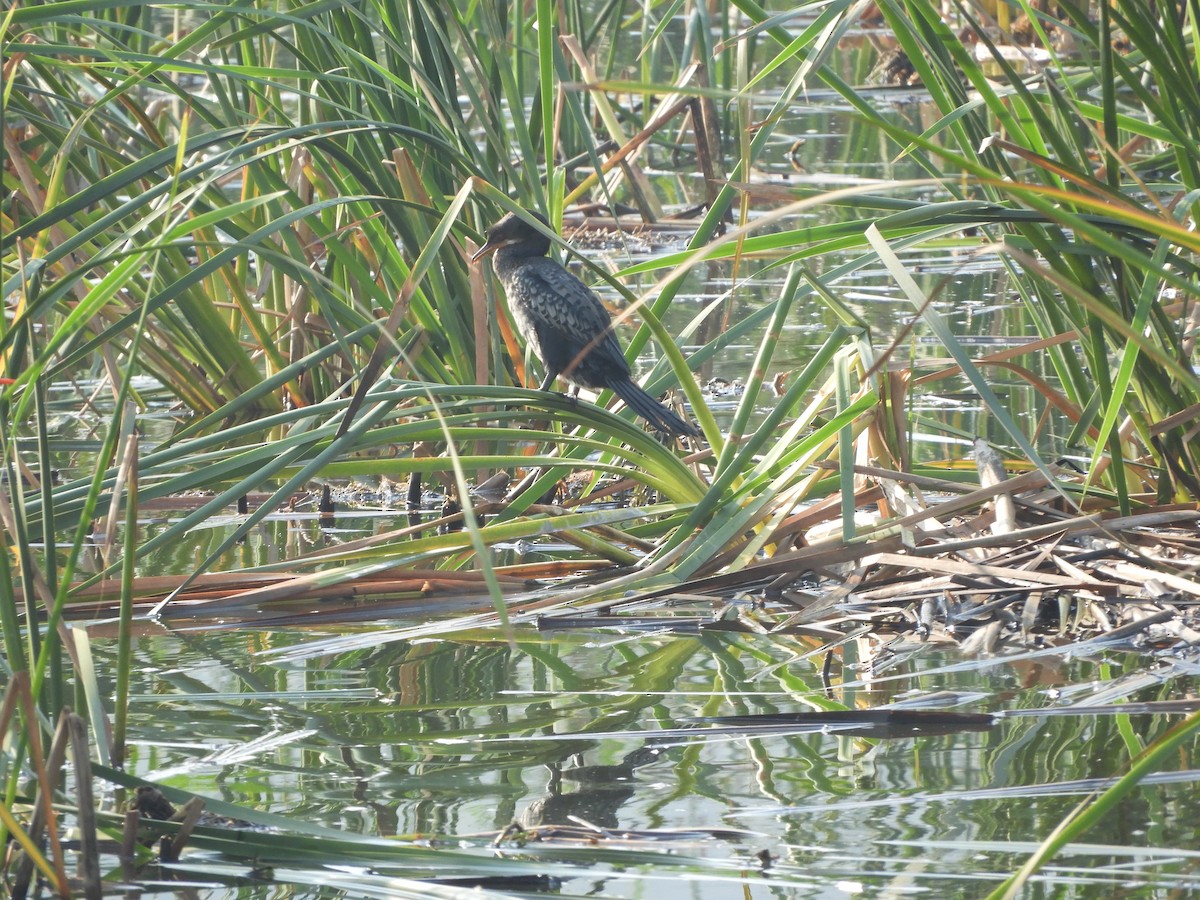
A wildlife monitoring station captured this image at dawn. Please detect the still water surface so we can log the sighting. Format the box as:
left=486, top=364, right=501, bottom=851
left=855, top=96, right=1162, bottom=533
left=86, top=617, right=1200, bottom=897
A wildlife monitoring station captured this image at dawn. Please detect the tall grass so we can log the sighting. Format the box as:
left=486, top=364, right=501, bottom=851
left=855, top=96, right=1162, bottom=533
left=1, top=2, right=862, bottom=857
left=2, top=0, right=1198, bottom=888
left=747, top=0, right=1200, bottom=502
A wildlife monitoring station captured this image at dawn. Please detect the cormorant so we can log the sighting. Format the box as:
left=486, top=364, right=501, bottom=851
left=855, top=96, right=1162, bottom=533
left=472, top=211, right=701, bottom=438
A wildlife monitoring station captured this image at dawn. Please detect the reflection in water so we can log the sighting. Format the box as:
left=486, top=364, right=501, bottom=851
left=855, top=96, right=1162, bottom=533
left=520, top=746, right=664, bottom=830
left=89, top=624, right=1200, bottom=896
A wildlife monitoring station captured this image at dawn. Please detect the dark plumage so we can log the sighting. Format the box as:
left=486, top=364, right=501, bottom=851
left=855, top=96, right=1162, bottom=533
left=472, top=211, right=701, bottom=438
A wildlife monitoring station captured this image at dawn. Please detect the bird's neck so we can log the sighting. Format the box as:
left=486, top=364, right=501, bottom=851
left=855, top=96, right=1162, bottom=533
left=493, top=241, right=550, bottom=279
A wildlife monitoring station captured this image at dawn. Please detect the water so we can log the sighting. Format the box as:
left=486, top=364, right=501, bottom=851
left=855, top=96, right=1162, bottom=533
left=78, top=621, right=1200, bottom=896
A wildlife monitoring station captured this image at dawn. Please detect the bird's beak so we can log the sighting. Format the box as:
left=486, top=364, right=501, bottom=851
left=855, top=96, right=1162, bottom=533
left=471, top=240, right=499, bottom=263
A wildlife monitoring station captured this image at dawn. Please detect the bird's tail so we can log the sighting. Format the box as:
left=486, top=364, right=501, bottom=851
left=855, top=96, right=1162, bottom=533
left=607, top=380, right=702, bottom=438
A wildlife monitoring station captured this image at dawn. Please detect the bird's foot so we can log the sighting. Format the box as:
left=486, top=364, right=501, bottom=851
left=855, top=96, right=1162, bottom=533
left=542, top=387, right=580, bottom=407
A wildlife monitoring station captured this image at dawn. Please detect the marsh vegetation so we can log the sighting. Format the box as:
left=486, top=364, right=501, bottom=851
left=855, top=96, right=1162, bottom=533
left=3, top=0, right=1200, bottom=896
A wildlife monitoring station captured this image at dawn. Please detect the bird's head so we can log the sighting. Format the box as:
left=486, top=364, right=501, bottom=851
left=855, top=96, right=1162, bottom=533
left=471, top=210, right=552, bottom=262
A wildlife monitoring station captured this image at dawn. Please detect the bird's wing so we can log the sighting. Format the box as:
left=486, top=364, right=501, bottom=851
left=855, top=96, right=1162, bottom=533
left=521, top=260, right=616, bottom=336
left=508, top=259, right=633, bottom=387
